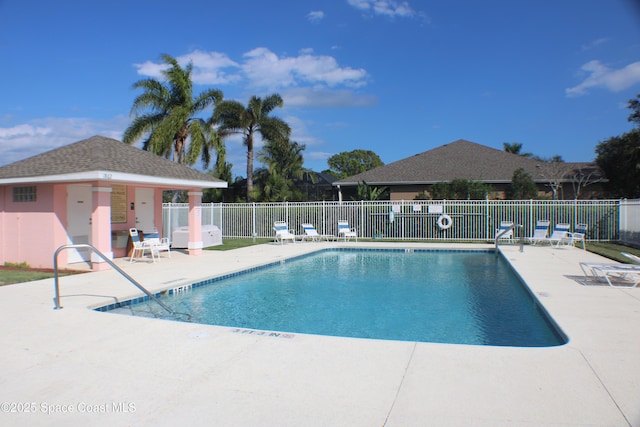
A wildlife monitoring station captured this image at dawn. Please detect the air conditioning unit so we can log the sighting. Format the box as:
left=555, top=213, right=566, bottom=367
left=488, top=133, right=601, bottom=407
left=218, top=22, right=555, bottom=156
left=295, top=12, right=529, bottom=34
left=171, top=225, right=222, bottom=248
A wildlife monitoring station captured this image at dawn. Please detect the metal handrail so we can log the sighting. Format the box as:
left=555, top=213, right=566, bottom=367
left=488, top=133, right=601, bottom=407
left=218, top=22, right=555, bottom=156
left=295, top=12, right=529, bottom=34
left=53, top=244, right=176, bottom=316
left=495, top=224, right=524, bottom=254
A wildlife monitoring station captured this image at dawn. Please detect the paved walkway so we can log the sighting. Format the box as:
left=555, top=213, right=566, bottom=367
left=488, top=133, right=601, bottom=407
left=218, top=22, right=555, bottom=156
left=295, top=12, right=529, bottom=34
left=0, top=242, right=638, bottom=426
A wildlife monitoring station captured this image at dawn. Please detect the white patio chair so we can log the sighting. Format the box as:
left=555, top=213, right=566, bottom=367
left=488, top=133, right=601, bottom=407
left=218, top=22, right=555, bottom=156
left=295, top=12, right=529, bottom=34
left=129, top=228, right=158, bottom=263
left=564, top=223, right=587, bottom=250
left=580, top=261, right=640, bottom=288
left=300, top=223, right=333, bottom=242
left=273, top=221, right=296, bottom=244
left=526, top=220, right=550, bottom=245
left=621, top=252, right=640, bottom=264
left=544, top=223, right=571, bottom=247
left=337, top=221, right=357, bottom=242
left=143, top=229, right=171, bottom=260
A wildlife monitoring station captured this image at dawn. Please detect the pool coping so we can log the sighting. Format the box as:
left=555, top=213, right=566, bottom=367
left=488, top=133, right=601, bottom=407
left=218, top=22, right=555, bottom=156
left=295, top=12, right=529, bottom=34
left=1, top=242, right=639, bottom=426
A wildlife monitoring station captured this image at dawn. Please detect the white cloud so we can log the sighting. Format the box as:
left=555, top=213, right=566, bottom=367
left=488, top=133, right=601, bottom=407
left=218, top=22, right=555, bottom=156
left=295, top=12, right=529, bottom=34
left=304, top=151, right=332, bottom=161
left=132, top=60, right=167, bottom=78
left=133, top=48, right=369, bottom=92
left=307, top=10, right=325, bottom=22
left=284, top=115, right=323, bottom=148
left=134, top=50, right=241, bottom=85
left=242, top=47, right=369, bottom=90
left=566, top=60, right=640, bottom=97
left=581, top=38, right=610, bottom=51
left=0, top=117, right=128, bottom=166
left=177, top=51, right=241, bottom=85
left=0, top=123, right=50, bottom=139
left=282, top=87, right=377, bottom=108
left=347, top=0, right=417, bottom=18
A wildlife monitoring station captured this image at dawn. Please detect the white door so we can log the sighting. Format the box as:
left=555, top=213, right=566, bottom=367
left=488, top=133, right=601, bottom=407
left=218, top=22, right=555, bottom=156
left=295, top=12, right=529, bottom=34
left=67, top=185, right=93, bottom=263
left=135, top=188, right=155, bottom=232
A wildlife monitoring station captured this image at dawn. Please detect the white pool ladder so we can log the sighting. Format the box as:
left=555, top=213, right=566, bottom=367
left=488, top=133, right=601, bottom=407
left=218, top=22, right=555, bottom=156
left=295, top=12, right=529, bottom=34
left=495, top=224, right=524, bottom=254
left=52, top=244, right=186, bottom=320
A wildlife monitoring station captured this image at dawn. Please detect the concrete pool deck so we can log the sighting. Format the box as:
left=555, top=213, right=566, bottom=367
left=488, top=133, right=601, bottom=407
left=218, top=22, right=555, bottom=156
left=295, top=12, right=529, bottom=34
left=0, top=242, right=639, bottom=426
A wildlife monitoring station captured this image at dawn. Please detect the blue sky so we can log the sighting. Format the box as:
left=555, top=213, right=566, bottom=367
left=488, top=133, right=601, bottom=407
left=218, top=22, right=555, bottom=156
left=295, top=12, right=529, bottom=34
left=2, top=0, right=640, bottom=178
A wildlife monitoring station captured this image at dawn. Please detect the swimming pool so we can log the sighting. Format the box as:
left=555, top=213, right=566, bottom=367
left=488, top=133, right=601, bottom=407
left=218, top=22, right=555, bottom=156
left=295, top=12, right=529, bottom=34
left=103, top=249, right=566, bottom=347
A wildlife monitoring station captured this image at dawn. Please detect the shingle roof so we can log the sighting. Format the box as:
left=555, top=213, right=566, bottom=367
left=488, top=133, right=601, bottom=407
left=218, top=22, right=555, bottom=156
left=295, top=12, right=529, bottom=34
left=0, top=135, right=225, bottom=186
left=335, top=139, right=599, bottom=185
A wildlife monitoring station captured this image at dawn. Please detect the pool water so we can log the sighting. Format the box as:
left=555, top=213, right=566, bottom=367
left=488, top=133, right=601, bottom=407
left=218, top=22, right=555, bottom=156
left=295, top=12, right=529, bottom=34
left=106, top=249, right=567, bottom=347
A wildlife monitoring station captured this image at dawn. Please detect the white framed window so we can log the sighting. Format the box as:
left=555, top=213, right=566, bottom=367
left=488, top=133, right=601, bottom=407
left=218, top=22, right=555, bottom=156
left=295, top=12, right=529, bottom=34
left=13, top=186, right=37, bottom=202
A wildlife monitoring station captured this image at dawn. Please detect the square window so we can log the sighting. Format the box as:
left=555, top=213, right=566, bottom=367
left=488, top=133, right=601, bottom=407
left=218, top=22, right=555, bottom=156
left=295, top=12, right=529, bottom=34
left=13, top=186, right=37, bottom=202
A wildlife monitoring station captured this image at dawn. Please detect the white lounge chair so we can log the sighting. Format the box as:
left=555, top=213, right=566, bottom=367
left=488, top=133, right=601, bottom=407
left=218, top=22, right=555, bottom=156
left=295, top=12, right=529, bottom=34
left=273, top=221, right=296, bottom=244
left=495, top=221, right=514, bottom=242
left=337, top=221, right=357, bottom=242
left=129, top=228, right=158, bottom=263
left=544, top=223, right=571, bottom=247
left=527, top=219, right=550, bottom=245
left=580, top=261, right=640, bottom=288
left=561, top=223, right=588, bottom=250
left=622, top=252, right=640, bottom=264
left=300, top=223, right=333, bottom=242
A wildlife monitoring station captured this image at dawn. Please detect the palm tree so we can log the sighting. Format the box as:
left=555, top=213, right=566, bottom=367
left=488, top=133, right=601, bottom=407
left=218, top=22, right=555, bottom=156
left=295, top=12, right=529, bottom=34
left=257, top=139, right=306, bottom=201
left=627, top=93, right=640, bottom=126
left=123, top=54, right=223, bottom=167
left=503, top=142, right=532, bottom=157
left=259, top=139, right=305, bottom=180
left=211, top=133, right=233, bottom=182
left=203, top=133, right=234, bottom=202
left=214, top=94, right=290, bottom=201
left=253, top=168, right=289, bottom=202
left=353, top=181, right=389, bottom=201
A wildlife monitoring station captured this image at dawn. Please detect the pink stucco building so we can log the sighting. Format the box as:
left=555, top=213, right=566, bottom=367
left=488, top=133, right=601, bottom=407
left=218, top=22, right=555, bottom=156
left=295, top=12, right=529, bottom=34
left=0, top=135, right=227, bottom=271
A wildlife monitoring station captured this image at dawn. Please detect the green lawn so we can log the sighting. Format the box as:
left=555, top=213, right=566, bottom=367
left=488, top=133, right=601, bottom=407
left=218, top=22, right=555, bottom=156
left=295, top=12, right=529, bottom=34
left=583, top=242, right=640, bottom=263
left=0, top=269, right=83, bottom=286
left=205, top=238, right=273, bottom=250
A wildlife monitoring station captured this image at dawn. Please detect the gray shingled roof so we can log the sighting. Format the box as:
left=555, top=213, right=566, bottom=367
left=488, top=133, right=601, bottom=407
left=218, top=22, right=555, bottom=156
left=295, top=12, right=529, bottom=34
left=335, top=139, right=599, bottom=185
left=0, top=135, right=225, bottom=186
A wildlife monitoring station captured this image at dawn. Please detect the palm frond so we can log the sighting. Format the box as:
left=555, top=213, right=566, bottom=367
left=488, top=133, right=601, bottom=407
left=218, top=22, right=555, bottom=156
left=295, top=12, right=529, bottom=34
left=214, top=100, right=247, bottom=132
left=122, top=113, right=164, bottom=144
left=193, top=89, right=223, bottom=112
left=259, top=116, right=291, bottom=142
left=260, top=93, right=284, bottom=114
left=130, top=80, right=170, bottom=116
left=185, top=119, right=210, bottom=167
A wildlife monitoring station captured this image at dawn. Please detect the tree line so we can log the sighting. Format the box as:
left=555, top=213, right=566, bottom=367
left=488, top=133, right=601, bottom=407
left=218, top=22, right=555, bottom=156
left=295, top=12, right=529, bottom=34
left=595, top=97, right=640, bottom=198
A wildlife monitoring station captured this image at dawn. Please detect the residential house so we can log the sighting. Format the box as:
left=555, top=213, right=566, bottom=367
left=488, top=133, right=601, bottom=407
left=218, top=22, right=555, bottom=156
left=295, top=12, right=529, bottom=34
left=334, top=139, right=605, bottom=201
